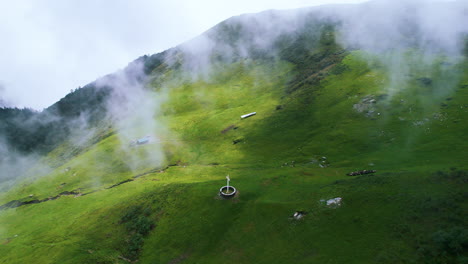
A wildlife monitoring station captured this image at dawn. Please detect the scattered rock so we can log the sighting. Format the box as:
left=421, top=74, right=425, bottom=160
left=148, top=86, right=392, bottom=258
left=292, top=211, right=307, bottom=220
left=413, top=119, right=429, bottom=126
left=310, top=156, right=330, bottom=168
left=347, top=170, right=376, bottom=176
left=353, top=95, right=381, bottom=118
left=433, top=112, right=447, bottom=121
left=319, top=156, right=329, bottom=168
left=326, top=197, right=342, bottom=207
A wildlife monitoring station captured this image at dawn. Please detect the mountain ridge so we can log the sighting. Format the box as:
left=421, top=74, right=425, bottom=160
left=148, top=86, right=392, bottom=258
left=0, top=1, right=467, bottom=263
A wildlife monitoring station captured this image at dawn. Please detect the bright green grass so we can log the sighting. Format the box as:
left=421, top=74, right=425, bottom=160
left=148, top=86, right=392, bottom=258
left=0, top=52, right=466, bottom=263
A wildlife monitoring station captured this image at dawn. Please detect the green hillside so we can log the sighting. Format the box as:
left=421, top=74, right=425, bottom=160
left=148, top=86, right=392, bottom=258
left=1, top=5, right=467, bottom=264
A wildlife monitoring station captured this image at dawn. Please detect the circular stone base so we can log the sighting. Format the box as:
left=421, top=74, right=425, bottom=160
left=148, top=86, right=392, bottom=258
left=219, top=186, right=237, bottom=199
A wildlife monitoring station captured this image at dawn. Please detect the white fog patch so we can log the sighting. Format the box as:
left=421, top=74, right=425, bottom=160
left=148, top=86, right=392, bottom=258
left=326, top=0, right=468, bottom=101
left=168, top=9, right=311, bottom=81
left=162, top=0, right=467, bottom=118
left=0, top=137, right=51, bottom=192
left=97, top=61, right=168, bottom=173
left=336, top=0, right=468, bottom=54
left=0, top=83, right=14, bottom=108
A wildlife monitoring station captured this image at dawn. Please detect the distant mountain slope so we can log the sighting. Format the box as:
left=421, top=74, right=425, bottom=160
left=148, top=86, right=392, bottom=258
left=2, top=0, right=466, bottom=158
left=0, top=1, right=467, bottom=263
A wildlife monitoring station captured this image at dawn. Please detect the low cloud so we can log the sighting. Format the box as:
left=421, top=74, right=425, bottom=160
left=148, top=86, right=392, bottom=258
left=97, top=60, right=168, bottom=173
left=331, top=0, right=468, bottom=101
left=335, top=0, right=468, bottom=54
left=0, top=83, right=13, bottom=108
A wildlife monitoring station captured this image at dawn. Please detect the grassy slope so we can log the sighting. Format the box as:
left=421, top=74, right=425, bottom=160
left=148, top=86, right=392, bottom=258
left=0, top=51, right=467, bottom=264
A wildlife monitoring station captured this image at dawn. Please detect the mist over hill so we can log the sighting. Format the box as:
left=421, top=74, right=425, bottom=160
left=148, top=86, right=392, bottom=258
left=2, top=0, right=466, bottom=156
left=0, top=1, right=467, bottom=263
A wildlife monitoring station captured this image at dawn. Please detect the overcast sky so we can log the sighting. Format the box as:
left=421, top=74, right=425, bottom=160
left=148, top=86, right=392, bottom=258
left=0, top=0, right=373, bottom=109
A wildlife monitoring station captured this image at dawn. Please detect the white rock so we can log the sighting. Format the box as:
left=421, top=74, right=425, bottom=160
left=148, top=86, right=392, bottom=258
left=326, top=197, right=342, bottom=207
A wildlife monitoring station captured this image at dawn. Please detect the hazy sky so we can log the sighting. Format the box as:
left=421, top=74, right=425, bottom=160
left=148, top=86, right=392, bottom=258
left=0, top=0, right=372, bottom=110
